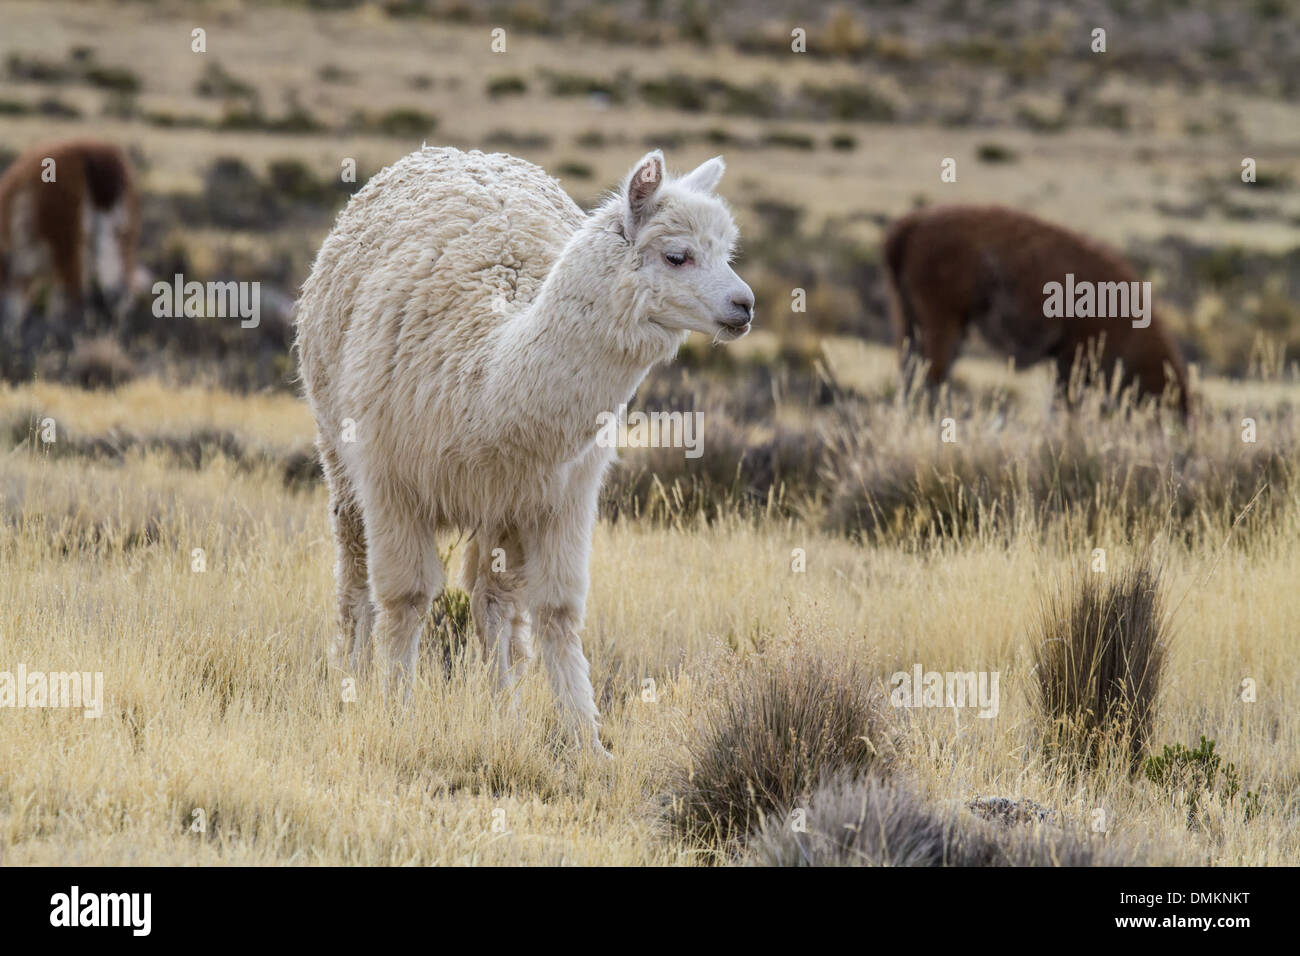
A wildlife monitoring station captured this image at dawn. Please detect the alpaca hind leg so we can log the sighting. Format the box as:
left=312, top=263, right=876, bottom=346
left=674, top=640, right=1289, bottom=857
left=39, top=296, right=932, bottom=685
left=914, top=299, right=966, bottom=390
left=320, top=444, right=373, bottom=672
left=50, top=246, right=85, bottom=349
left=2, top=280, right=29, bottom=347
left=508, top=607, right=534, bottom=689
left=468, top=529, right=529, bottom=697
left=329, top=493, right=373, bottom=673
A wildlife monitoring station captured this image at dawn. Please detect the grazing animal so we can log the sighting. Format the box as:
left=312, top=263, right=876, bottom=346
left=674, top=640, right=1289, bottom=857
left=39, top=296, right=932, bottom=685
left=295, top=146, right=753, bottom=754
left=883, top=204, right=1189, bottom=417
left=0, top=139, right=141, bottom=347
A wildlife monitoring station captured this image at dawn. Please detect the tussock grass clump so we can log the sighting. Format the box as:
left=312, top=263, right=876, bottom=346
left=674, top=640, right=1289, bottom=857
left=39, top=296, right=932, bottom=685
left=747, top=775, right=1150, bottom=867
left=4, top=409, right=250, bottom=469
left=599, top=361, right=833, bottom=525
left=820, top=374, right=1297, bottom=547
left=601, top=421, right=821, bottom=526
left=665, top=648, right=894, bottom=856
left=1033, top=561, right=1170, bottom=773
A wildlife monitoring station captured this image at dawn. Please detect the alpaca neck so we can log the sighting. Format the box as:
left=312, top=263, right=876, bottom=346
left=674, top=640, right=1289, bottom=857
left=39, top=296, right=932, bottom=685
left=487, top=221, right=675, bottom=459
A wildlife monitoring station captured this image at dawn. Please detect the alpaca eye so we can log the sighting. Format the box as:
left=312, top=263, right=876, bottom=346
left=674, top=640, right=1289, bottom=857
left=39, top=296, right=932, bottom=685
left=664, top=251, right=691, bottom=266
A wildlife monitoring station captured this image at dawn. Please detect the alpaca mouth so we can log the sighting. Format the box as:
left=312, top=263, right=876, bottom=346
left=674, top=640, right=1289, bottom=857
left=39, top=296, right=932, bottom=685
left=716, top=319, right=750, bottom=339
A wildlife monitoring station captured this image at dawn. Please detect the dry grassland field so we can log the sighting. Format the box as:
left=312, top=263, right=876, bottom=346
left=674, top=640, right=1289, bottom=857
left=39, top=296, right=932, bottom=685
left=0, top=0, right=1298, bottom=906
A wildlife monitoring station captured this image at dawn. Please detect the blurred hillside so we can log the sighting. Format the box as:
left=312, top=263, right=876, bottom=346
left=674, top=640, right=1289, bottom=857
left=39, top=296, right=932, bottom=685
left=1, top=0, right=1298, bottom=389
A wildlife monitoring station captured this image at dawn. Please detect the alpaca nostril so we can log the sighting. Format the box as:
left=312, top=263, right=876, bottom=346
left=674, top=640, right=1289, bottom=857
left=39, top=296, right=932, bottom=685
left=731, top=296, right=754, bottom=322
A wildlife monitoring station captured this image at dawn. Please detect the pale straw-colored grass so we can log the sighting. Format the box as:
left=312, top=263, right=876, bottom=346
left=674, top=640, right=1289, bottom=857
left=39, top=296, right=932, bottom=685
left=1, top=360, right=1296, bottom=865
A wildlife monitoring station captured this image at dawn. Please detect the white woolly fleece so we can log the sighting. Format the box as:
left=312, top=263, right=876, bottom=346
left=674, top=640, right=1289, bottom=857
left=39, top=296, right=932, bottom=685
left=295, top=146, right=750, bottom=752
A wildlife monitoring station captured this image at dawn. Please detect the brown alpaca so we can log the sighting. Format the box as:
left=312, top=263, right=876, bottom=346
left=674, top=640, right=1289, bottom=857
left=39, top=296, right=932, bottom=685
left=0, top=139, right=140, bottom=346
left=883, top=204, right=1189, bottom=417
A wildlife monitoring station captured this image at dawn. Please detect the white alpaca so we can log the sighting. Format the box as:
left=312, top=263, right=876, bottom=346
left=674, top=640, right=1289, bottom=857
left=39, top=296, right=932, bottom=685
left=295, top=146, right=753, bottom=754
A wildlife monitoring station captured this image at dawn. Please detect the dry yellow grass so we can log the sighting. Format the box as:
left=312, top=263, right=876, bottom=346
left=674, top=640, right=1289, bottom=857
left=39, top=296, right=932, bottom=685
left=0, top=378, right=314, bottom=448
left=2, top=350, right=1296, bottom=865
left=1, top=0, right=1297, bottom=866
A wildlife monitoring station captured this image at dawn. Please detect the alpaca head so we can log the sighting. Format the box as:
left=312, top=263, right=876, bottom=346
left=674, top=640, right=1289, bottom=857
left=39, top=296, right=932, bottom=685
left=615, top=150, right=754, bottom=344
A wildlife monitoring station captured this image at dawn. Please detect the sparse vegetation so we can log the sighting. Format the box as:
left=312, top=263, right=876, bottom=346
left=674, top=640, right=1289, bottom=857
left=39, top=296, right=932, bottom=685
left=0, top=0, right=1297, bottom=868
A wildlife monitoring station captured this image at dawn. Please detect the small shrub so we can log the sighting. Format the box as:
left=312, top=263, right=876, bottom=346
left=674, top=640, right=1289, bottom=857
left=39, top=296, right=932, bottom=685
left=101, top=91, right=138, bottom=119
left=639, top=74, right=708, bottom=112
left=486, top=75, right=527, bottom=97
left=556, top=160, right=593, bottom=180
left=1089, top=101, right=1129, bottom=131
left=196, top=61, right=259, bottom=103
left=1251, top=171, right=1293, bottom=190
left=142, top=111, right=209, bottom=129
left=761, top=130, right=816, bottom=151
left=371, top=107, right=437, bottom=138
left=748, top=776, right=951, bottom=866
left=6, top=53, right=72, bottom=83
left=542, top=70, right=625, bottom=103
left=201, top=156, right=271, bottom=229
left=281, top=449, right=324, bottom=491
left=36, top=98, right=82, bottom=119
left=977, top=142, right=1018, bottom=164
left=269, top=101, right=327, bottom=134
left=317, top=64, right=356, bottom=84
left=84, top=65, right=141, bottom=94
left=1194, top=246, right=1250, bottom=288
left=799, top=83, right=897, bottom=122
left=747, top=775, right=1148, bottom=866
left=64, top=336, right=137, bottom=389
left=267, top=158, right=340, bottom=205
left=1015, top=106, right=1066, bottom=133
left=483, top=130, right=550, bottom=151
left=1145, top=735, right=1261, bottom=826
left=425, top=587, right=473, bottom=676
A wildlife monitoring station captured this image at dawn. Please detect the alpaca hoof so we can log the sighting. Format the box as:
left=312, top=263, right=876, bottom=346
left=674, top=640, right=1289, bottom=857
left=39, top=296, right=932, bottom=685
left=327, top=637, right=356, bottom=673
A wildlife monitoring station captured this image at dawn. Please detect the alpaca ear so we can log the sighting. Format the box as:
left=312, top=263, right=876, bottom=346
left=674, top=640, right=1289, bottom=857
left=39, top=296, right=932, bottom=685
left=623, top=150, right=664, bottom=239
left=677, top=156, right=725, bottom=194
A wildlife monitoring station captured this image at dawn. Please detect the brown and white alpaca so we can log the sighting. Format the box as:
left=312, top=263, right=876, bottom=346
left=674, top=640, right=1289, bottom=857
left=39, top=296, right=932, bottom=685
left=884, top=204, right=1190, bottom=417
left=0, top=139, right=141, bottom=346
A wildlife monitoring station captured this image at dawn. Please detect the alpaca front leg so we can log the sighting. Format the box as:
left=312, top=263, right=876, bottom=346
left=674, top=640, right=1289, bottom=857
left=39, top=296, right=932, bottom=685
left=2, top=283, right=28, bottom=347
left=526, top=500, right=606, bottom=756
left=508, top=611, right=534, bottom=688
left=534, top=603, right=605, bottom=756
left=365, top=507, right=442, bottom=698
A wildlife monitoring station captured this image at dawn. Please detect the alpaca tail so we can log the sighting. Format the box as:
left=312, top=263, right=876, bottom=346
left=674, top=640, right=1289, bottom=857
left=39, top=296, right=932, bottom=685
left=882, top=214, right=921, bottom=359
